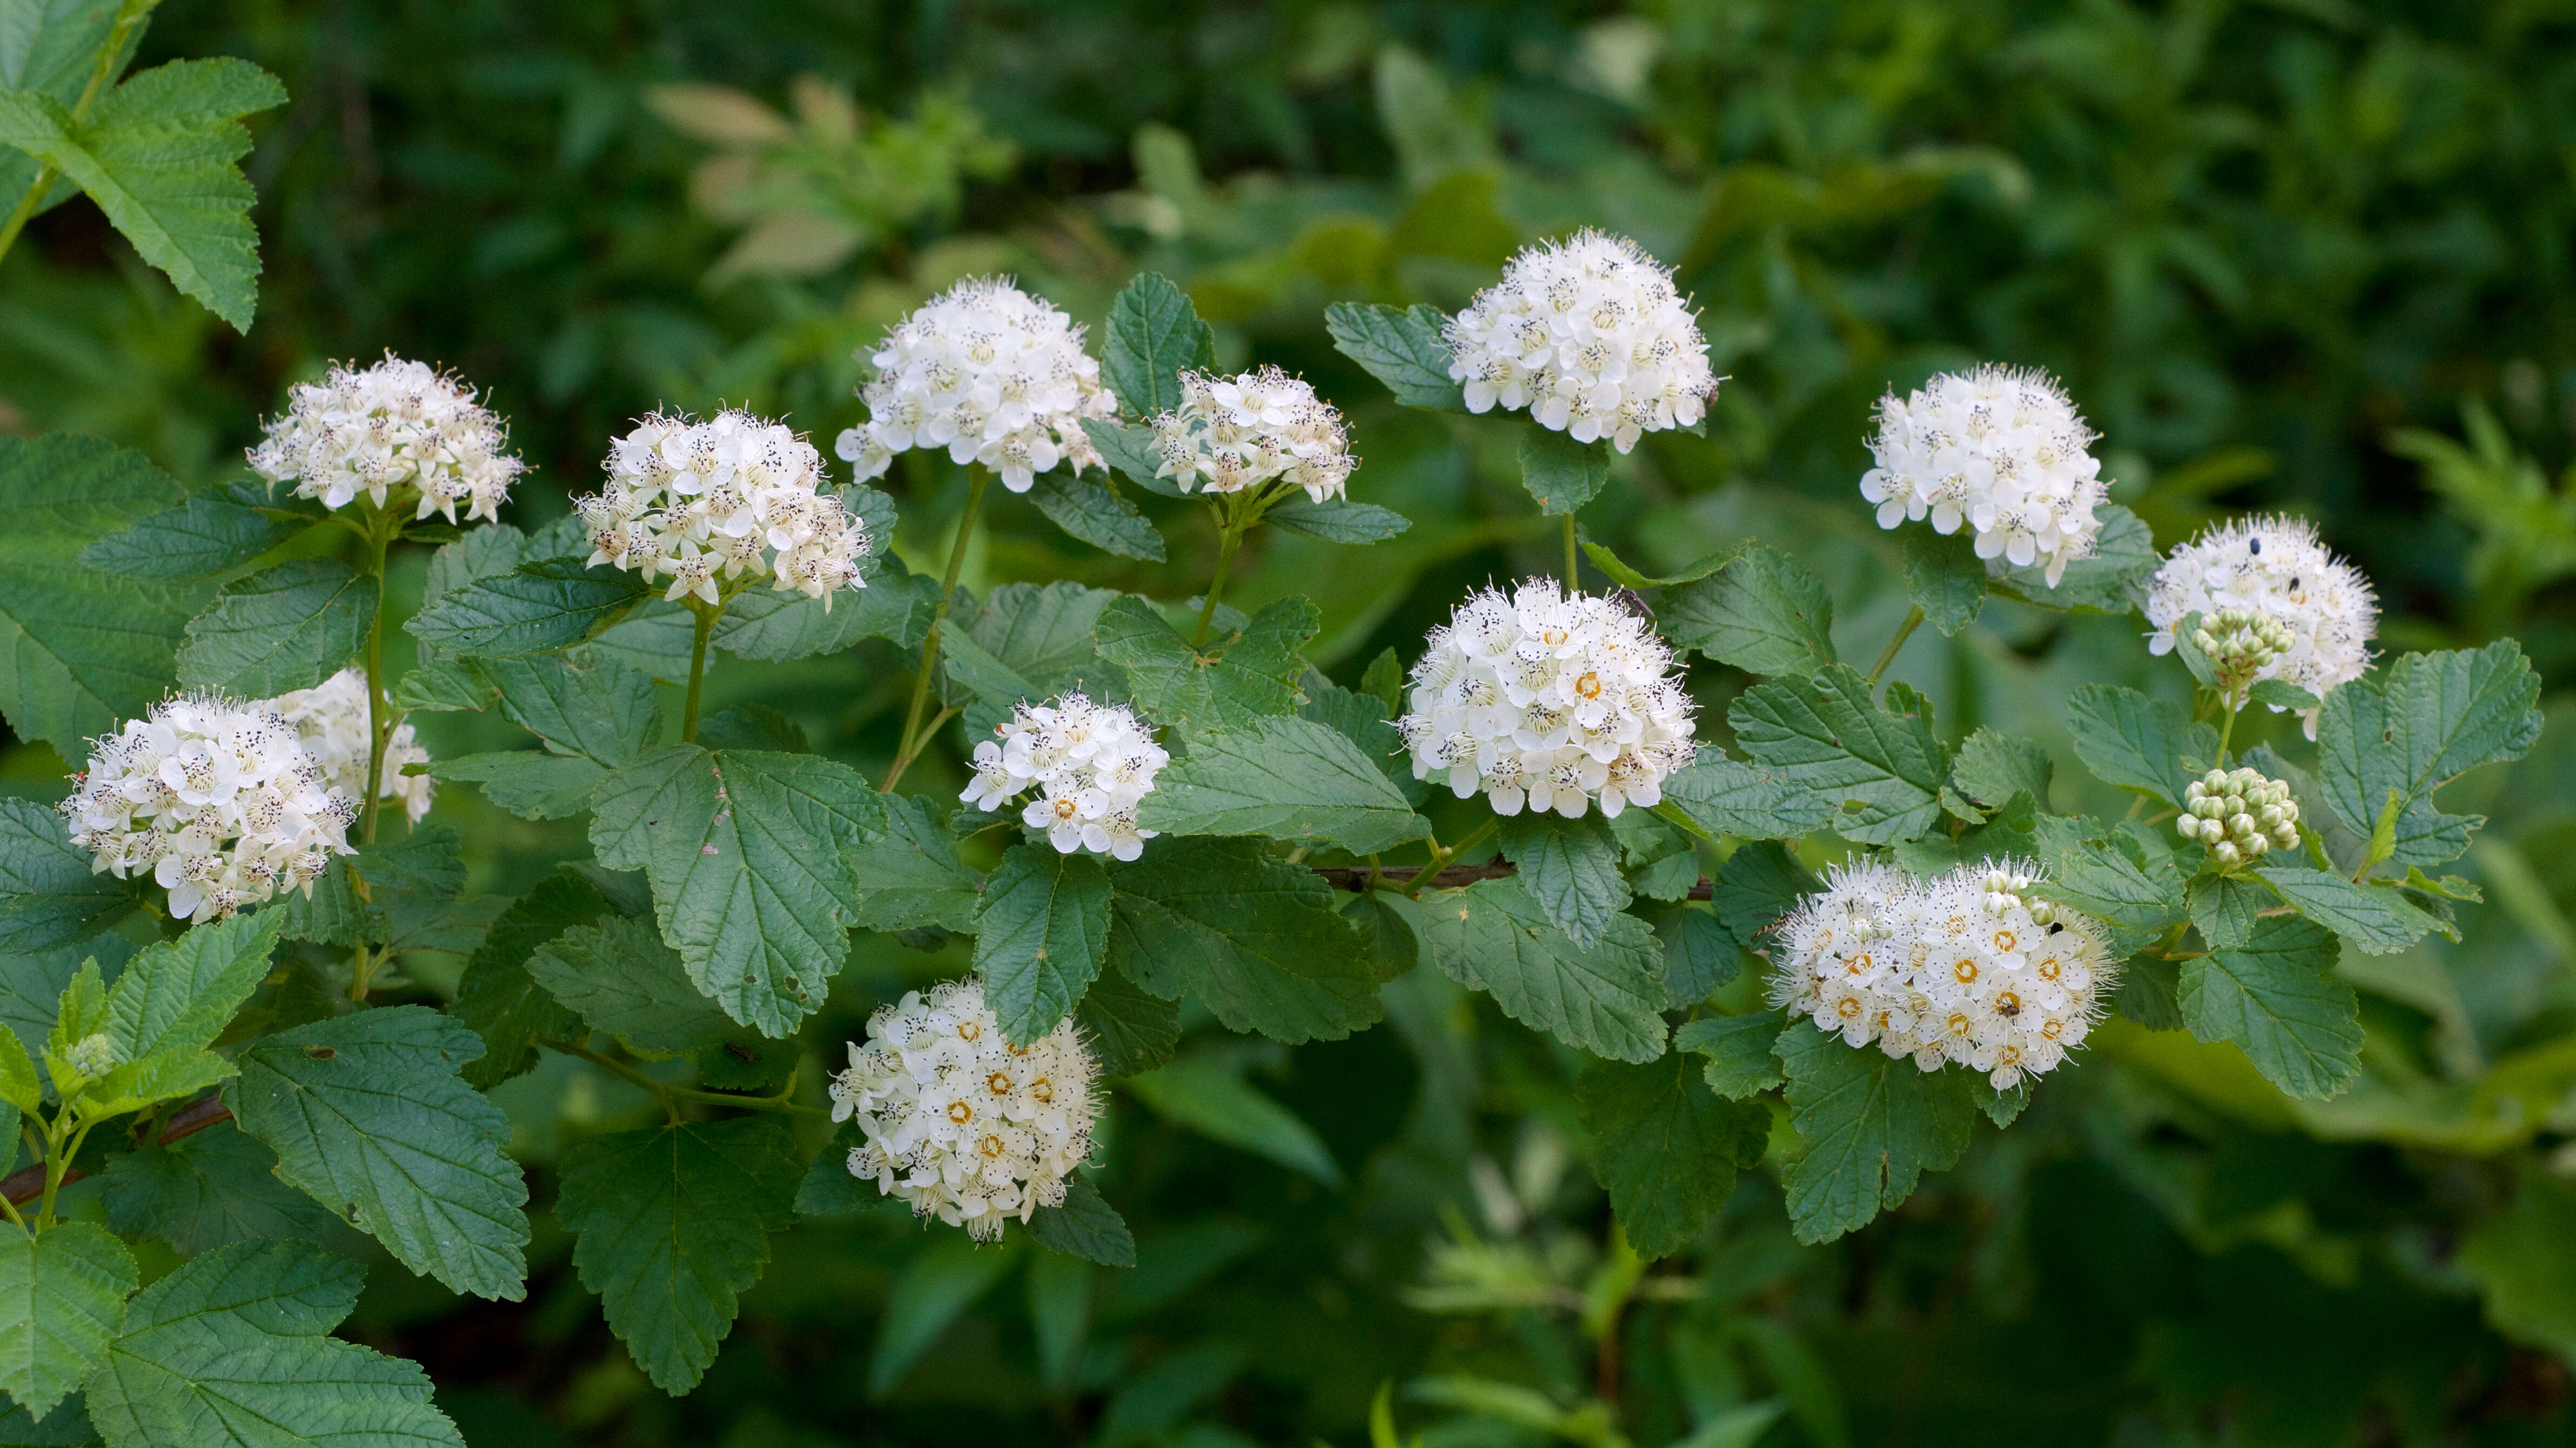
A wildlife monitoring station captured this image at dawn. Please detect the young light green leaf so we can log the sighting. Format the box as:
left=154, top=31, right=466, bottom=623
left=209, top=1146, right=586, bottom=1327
left=850, top=793, right=985, bottom=933
left=1384, top=878, right=1666, bottom=1063
left=0, top=1223, right=135, bottom=1419
left=81, top=1240, right=463, bottom=1448
left=1263, top=498, right=1412, bottom=543
left=1661, top=544, right=1837, bottom=676
left=0, top=59, right=289, bottom=330
left=1125, top=1057, right=1343, bottom=1185
left=1518, top=428, right=1610, bottom=516
left=976, top=844, right=1114, bottom=1046
left=2180, top=914, right=2358, bottom=1100
left=1074, top=962, right=1180, bottom=1077
left=1728, top=664, right=1948, bottom=845
left=173, top=557, right=376, bottom=697
left=1658, top=757, right=1840, bottom=841
left=1143, top=715, right=1429, bottom=855
left=1324, top=302, right=1464, bottom=410
left=224, top=1006, right=531, bottom=1300
left=100, top=910, right=280, bottom=1066
left=1106, top=838, right=1381, bottom=1044
left=553, top=1119, right=803, bottom=1396
left=1986, top=503, right=2156, bottom=614
left=77, top=488, right=306, bottom=583
left=1102, top=272, right=1215, bottom=417
left=1951, top=728, right=2053, bottom=812
left=1027, top=1175, right=1136, bottom=1268
left=1774, top=1019, right=1978, bottom=1244
left=2255, top=864, right=2441, bottom=956
left=101, top=1121, right=347, bottom=1258
left=2031, top=814, right=2185, bottom=955
left=2065, top=684, right=2216, bottom=808
left=526, top=916, right=734, bottom=1055
left=1900, top=528, right=1986, bottom=636
left=0, top=799, right=136, bottom=952
left=1498, top=811, right=1628, bottom=949
left=405, top=559, right=651, bottom=659
left=1578, top=1050, right=1771, bottom=1258
left=1677, top=1009, right=1787, bottom=1098
left=2315, top=641, right=2544, bottom=870
left=1093, top=594, right=1316, bottom=729
left=587, top=746, right=882, bottom=1037
left=0, top=435, right=204, bottom=755
left=1029, top=472, right=1165, bottom=561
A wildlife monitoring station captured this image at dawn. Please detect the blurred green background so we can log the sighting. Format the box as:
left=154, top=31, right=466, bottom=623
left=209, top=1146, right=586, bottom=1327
left=11, top=2, right=2576, bottom=1445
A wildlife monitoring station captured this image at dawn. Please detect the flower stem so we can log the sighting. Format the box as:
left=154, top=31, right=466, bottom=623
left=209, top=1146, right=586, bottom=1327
left=1564, top=514, right=1579, bottom=586
left=2215, top=690, right=2241, bottom=766
left=885, top=468, right=991, bottom=791
left=1401, top=816, right=1501, bottom=897
left=1191, top=503, right=1245, bottom=649
left=681, top=599, right=719, bottom=745
left=357, top=511, right=395, bottom=846
left=1865, top=604, right=1926, bottom=689
left=540, top=1038, right=827, bottom=1119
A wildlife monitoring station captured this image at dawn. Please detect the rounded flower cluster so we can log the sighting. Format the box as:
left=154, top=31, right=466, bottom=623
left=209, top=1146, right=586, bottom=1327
left=247, top=353, right=525, bottom=523
left=2146, top=515, right=2376, bottom=738
left=1397, top=579, right=1698, bottom=819
left=576, top=409, right=871, bottom=608
left=1859, top=364, right=2110, bottom=587
left=830, top=978, right=1100, bottom=1243
left=961, top=693, right=1169, bottom=861
left=2178, top=767, right=2301, bottom=867
left=836, top=277, right=1118, bottom=493
left=1149, top=366, right=1357, bottom=502
left=263, top=668, right=433, bottom=827
left=1444, top=229, right=1719, bottom=453
left=1769, top=860, right=2117, bottom=1091
left=58, top=695, right=357, bottom=924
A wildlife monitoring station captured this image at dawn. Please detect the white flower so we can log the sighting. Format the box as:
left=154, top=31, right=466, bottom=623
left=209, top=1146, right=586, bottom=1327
left=1859, top=364, right=2110, bottom=588
left=1766, top=859, right=2117, bottom=1092
left=1148, top=365, right=1358, bottom=502
left=247, top=353, right=525, bottom=523
left=575, top=409, right=872, bottom=609
left=1445, top=229, right=1718, bottom=453
left=2144, top=515, right=2376, bottom=739
left=959, top=692, right=1168, bottom=862
left=262, top=668, right=433, bottom=826
left=1395, top=579, right=1698, bottom=820
left=830, top=978, right=1101, bottom=1243
left=58, top=694, right=358, bottom=925
left=835, top=276, right=1117, bottom=493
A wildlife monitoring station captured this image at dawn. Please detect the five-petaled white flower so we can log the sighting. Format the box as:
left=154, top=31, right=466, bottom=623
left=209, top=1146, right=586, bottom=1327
left=248, top=353, right=525, bottom=524
left=576, top=409, right=872, bottom=609
left=1859, top=364, right=2110, bottom=588
left=961, top=692, right=1168, bottom=861
left=1445, top=229, right=1719, bottom=452
left=836, top=277, right=1117, bottom=493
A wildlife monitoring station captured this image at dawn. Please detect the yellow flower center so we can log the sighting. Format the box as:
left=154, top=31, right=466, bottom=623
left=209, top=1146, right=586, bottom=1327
left=988, top=1072, right=1014, bottom=1095
left=1952, top=957, right=1978, bottom=985
left=946, top=1100, right=973, bottom=1124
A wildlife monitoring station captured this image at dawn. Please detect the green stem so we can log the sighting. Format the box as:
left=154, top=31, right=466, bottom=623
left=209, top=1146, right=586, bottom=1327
left=1865, top=605, right=1926, bottom=689
left=2215, top=689, right=2242, bottom=766
left=348, top=941, right=374, bottom=1004
left=681, top=600, right=719, bottom=745
left=357, top=513, right=394, bottom=846
left=1191, top=503, right=1245, bottom=649
left=1401, top=816, right=1500, bottom=898
left=884, top=469, right=991, bottom=791
left=541, top=1039, right=827, bottom=1119
left=1564, top=514, right=1579, bottom=586
left=37, top=1117, right=94, bottom=1231
left=0, top=0, right=148, bottom=272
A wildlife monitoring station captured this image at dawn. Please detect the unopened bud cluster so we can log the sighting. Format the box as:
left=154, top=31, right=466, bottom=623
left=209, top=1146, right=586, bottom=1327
left=247, top=353, right=525, bottom=523
left=2177, top=767, right=2299, bottom=867
left=578, top=409, right=871, bottom=608
left=62, top=1032, right=119, bottom=1082
left=2191, top=606, right=2295, bottom=695
left=1149, top=365, right=1357, bottom=502
left=2147, top=515, right=2376, bottom=738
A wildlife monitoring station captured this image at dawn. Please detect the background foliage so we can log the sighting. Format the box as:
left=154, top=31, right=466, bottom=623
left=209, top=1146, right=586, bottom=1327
left=9, top=1, right=2576, bottom=1445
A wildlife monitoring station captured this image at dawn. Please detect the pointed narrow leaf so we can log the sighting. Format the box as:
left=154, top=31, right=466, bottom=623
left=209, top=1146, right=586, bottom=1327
left=1126, top=1058, right=1343, bottom=1185
left=1264, top=498, right=1411, bottom=543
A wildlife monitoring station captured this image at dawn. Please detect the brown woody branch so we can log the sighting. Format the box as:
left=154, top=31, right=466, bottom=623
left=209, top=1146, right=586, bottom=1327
left=3, top=1093, right=231, bottom=1208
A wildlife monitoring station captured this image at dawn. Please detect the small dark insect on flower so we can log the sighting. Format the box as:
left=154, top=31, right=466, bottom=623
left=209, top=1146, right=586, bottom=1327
left=1607, top=587, right=1655, bottom=622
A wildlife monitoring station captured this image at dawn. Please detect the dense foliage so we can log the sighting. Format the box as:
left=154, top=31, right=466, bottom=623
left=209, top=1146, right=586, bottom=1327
left=5, top=3, right=2576, bottom=1447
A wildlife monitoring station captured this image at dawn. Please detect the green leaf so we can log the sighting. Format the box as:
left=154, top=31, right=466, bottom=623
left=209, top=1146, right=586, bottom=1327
left=1360, top=647, right=1405, bottom=714
left=1498, top=811, right=1628, bottom=950
left=405, top=559, right=651, bottom=660
left=433, top=750, right=606, bottom=820
left=712, top=566, right=942, bottom=661
left=2179, top=914, right=2358, bottom=1100
left=0, top=59, right=288, bottom=330
left=1029, top=471, right=1165, bottom=561
left=1384, top=878, right=1665, bottom=1062
left=1102, top=272, right=1215, bottom=418
left=1105, top=838, right=1380, bottom=1044
left=850, top=793, right=984, bottom=933
left=553, top=1119, right=802, bottom=1395
left=224, top=1006, right=530, bottom=1300
left=2315, top=641, right=2544, bottom=870
left=1074, top=962, right=1179, bottom=1077
left=976, top=845, right=1114, bottom=1046
left=0, top=1223, right=135, bottom=1419
left=1078, top=418, right=1184, bottom=497
left=1774, top=1020, right=1977, bottom=1244
left=525, top=916, right=733, bottom=1055
left=2255, top=864, right=2439, bottom=956
left=1951, top=728, right=2052, bottom=812
left=1578, top=1050, right=1771, bottom=1258
left=1728, top=664, right=1948, bottom=845
left=1986, top=503, right=2156, bottom=614
left=475, top=649, right=662, bottom=765
left=1677, top=1010, right=1787, bottom=1098
left=1092, top=594, right=1315, bottom=730
left=1263, top=498, right=1412, bottom=543
left=938, top=629, right=1040, bottom=709
left=2458, top=1172, right=2576, bottom=1367
left=1026, top=1176, right=1135, bottom=1268
left=1658, top=758, right=1839, bottom=841
left=2186, top=872, right=2271, bottom=950
left=1657, top=904, right=1738, bottom=1005
left=81, top=1240, right=462, bottom=1447
left=0, top=435, right=202, bottom=755
left=0, top=0, right=145, bottom=215
left=588, top=746, right=882, bottom=1037
left=2031, top=814, right=2186, bottom=956
left=0, top=799, right=135, bottom=953
left=1323, top=302, right=1464, bottom=410
left=77, top=489, right=306, bottom=583
left=868, top=1233, right=1019, bottom=1396
left=173, top=558, right=375, bottom=697
left=966, top=582, right=1124, bottom=694
left=1143, top=715, right=1428, bottom=855
left=1517, top=428, right=1611, bottom=516
left=1661, top=544, right=1837, bottom=676
left=100, top=1120, right=345, bottom=1258
left=2066, top=684, right=2216, bottom=809
left=2249, top=677, right=2322, bottom=710
left=1125, top=1057, right=1343, bottom=1185
left=0, top=1026, right=36, bottom=1117
left=389, top=656, right=491, bottom=713
left=1900, top=528, right=1986, bottom=636
left=79, top=911, right=281, bottom=1110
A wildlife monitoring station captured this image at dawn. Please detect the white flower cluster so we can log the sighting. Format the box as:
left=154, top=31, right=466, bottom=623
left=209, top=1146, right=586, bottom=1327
left=830, top=978, right=1100, bottom=1243
left=1397, top=579, right=1697, bottom=819
left=2145, top=515, right=2376, bottom=738
left=262, top=668, right=433, bottom=826
left=1859, top=364, right=2110, bottom=587
left=58, top=695, right=357, bottom=924
left=1445, top=229, right=1719, bottom=453
left=576, top=409, right=871, bottom=608
left=1770, top=860, right=2117, bottom=1091
left=961, top=693, right=1169, bottom=861
left=836, top=277, right=1117, bottom=493
left=247, top=353, right=525, bottom=523
left=1149, top=365, right=1357, bottom=501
